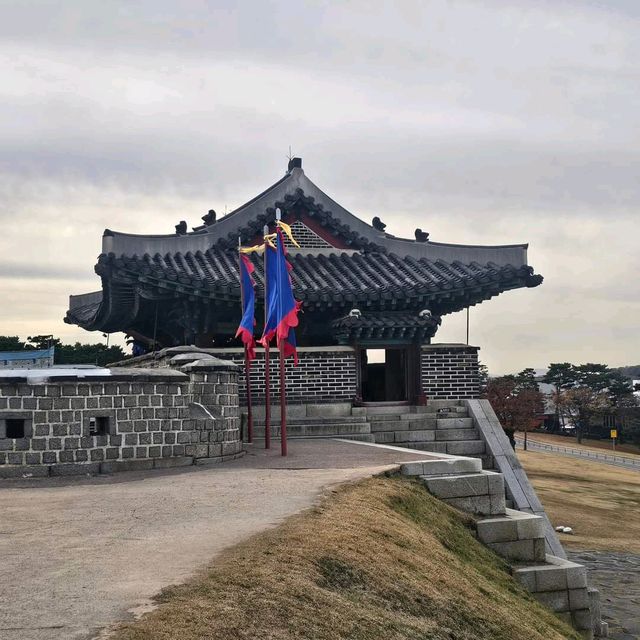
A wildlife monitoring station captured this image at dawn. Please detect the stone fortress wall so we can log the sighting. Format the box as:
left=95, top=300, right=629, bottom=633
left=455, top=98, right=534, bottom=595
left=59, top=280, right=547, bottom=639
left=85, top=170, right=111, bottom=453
left=0, top=354, right=242, bottom=478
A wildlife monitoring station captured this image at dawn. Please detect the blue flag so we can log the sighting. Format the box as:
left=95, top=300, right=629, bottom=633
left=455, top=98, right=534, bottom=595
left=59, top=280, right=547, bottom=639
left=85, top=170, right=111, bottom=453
left=260, top=228, right=301, bottom=363
left=235, top=253, right=256, bottom=360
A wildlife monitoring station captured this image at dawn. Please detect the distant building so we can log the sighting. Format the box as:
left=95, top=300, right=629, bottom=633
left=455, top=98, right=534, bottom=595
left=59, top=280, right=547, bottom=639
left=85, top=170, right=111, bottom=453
left=0, top=347, right=54, bottom=369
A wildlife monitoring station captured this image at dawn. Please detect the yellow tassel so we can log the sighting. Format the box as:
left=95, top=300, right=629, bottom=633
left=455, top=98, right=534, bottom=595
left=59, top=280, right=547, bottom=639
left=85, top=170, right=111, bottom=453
left=239, top=243, right=265, bottom=255
left=276, top=220, right=300, bottom=248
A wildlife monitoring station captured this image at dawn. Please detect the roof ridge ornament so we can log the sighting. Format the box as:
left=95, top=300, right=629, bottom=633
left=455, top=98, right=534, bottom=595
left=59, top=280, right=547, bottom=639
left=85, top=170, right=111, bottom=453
left=287, top=157, right=302, bottom=172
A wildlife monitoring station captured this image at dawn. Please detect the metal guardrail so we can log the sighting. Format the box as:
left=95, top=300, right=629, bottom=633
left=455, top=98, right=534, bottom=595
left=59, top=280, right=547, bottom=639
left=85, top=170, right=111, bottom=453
left=515, top=437, right=640, bottom=470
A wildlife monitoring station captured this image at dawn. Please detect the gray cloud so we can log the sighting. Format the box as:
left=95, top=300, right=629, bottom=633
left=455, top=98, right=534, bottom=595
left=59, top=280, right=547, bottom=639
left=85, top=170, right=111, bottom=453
left=0, top=0, right=638, bottom=372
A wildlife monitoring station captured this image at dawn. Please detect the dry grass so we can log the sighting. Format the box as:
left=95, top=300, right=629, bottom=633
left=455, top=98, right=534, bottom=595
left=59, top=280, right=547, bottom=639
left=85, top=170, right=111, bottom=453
left=526, top=432, right=640, bottom=458
left=519, top=450, right=640, bottom=553
left=109, top=476, right=579, bottom=640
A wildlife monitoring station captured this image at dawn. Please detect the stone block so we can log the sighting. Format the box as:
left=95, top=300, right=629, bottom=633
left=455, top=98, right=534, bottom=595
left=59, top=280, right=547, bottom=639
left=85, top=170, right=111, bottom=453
left=404, top=457, right=482, bottom=477
left=423, top=473, right=489, bottom=499
left=533, top=538, right=546, bottom=562
left=477, top=516, right=518, bottom=544
left=100, top=459, right=153, bottom=474
left=435, top=428, right=478, bottom=441
left=535, top=566, right=568, bottom=592
left=153, top=456, right=193, bottom=469
left=512, top=567, right=537, bottom=592
left=445, top=495, right=493, bottom=516
left=571, top=609, right=593, bottom=632
left=569, top=588, right=590, bottom=611
left=485, top=471, right=505, bottom=497
left=396, top=430, right=435, bottom=443
left=534, top=590, right=570, bottom=612
left=445, top=440, right=485, bottom=456
left=487, top=490, right=504, bottom=514
left=0, top=464, right=50, bottom=478
left=514, top=513, right=544, bottom=541
left=488, top=539, right=539, bottom=562
left=436, top=417, right=473, bottom=429
left=51, top=462, right=101, bottom=476
left=565, top=564, right=588, bottom=589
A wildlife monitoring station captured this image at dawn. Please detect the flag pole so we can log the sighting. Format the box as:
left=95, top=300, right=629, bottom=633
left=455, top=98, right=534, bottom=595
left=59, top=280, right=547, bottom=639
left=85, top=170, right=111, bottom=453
left=263, top=224, right=271, bottom=450
left=238, top=237, right=254, bottom=444
left=278, top=334, right=287, bottom=456
left=275, top=209, right=288, bottom=456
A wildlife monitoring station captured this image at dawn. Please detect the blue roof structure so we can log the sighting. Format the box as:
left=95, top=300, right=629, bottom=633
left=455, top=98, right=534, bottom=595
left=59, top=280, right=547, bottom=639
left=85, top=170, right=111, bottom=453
left=0, top=347, right=55, bottom=361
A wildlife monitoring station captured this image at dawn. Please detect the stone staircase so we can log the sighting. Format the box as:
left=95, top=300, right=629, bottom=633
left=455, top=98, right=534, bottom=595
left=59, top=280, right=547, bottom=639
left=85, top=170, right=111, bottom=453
left=252, top=414, right=373, bottom=442
left=246, top=401, right=493, bottom=467
left=365, top=401, right=493, bottom=470
left=248, top=402, right=374, bottom=442
left=400, top=456, right=601, bottom=638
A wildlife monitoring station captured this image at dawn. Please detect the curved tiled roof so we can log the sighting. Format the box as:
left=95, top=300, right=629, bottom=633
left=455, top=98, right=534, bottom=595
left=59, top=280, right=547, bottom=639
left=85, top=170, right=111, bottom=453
left=65, top=158, right=543, bottom=339
left=94, top=248, right=541, bottom=307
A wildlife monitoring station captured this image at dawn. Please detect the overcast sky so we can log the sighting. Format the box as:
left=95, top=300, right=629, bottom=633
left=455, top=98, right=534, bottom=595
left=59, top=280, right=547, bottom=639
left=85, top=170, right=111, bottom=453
left=0, top=0, right=638, bottom=374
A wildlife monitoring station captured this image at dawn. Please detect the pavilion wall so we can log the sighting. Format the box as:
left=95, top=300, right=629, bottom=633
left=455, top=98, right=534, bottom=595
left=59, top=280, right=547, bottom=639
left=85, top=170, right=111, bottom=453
left=420, top=344, right=480, bottom=400
left=113, top=346, right=358, bottom=405
left=209, top=347, right=358, bottom=405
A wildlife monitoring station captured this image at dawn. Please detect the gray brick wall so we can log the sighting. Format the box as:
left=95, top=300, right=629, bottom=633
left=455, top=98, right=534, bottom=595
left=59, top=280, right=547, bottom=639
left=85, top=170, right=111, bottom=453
left=421, top=344, right=480, bottom=400
left=112, top=346, right=358, bottom=405
left=0, top=362, right=242, bottom=476
left=211, top=347, right=357, bottom=404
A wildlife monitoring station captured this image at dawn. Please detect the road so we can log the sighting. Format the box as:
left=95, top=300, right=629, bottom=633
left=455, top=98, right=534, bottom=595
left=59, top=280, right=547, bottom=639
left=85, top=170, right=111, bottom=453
left=516, top=437, right=640, bottom=471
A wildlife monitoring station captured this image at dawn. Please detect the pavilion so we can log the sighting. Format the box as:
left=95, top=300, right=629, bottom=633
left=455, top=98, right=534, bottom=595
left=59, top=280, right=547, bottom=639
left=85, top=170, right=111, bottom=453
left=66, top=158, right=542, bottom=404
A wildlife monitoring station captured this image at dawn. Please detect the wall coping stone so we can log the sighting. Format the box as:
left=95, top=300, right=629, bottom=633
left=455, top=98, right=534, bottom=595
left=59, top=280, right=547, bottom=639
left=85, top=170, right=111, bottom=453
left=0, top=368, right=189, bottom=385
left=108, top=344, right=356, bottom=368
left=181, top=358, right=239, bottom=372
left=422, top=343, right=480, bottom=352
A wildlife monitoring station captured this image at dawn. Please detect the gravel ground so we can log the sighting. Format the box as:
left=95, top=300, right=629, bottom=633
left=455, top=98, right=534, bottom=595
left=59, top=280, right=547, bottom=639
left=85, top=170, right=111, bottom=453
left=0, top=439, right=438, bottom=640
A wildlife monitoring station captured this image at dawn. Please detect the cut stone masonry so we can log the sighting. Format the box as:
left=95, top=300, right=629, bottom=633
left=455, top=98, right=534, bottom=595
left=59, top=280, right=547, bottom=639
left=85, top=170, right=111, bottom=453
left=0, top=354, right=242, bottom=478
left=400, top=455, right=605, bottom=638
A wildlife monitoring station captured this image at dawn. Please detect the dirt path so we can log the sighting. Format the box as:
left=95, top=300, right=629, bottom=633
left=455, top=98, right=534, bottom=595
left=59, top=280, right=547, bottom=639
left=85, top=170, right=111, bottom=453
left=0, top=440, right=437, bottom=640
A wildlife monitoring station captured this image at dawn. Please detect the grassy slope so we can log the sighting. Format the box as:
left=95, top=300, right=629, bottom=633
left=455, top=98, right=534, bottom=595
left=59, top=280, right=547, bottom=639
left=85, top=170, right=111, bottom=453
left=110, top=476, right=579, bottom=640
left=519, top=449, right=640, bottom=553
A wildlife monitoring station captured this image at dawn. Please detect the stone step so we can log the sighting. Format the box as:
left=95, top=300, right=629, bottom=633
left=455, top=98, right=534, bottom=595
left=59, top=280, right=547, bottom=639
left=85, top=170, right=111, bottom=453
left=375, top=430, right=437, bottom=444
left=511, top=555, right=592, bottom=632
left=421, top=470, right=506, bottom=516
left=487, top=538, right=546, bottom=563
left=479, top=454, right=494, bottom=470
left=435, top=428, right=479, bottom=441
left=359, top=405, right=416, bottom=416
left=512, top=554, right=587, bottom=594
left=369, top=418, right=436, bottom=433
left=424, top=400, right=463, bottom=409
left=401, top=410, right=467, bottom=420
left=251, top=430, right=375, bottom=442
left=476, top=508, right=545, bottom=544
left=436, top=417, right=474, bottom=429
left=401, top=456, right=482, bottom=477
left=253, top=415, right=368, bottom=427
left=252, top=422, right=371, bottom=438
left=397, top=441, right=448, bottom=453
left=444, top=440, right=485, bottom=456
